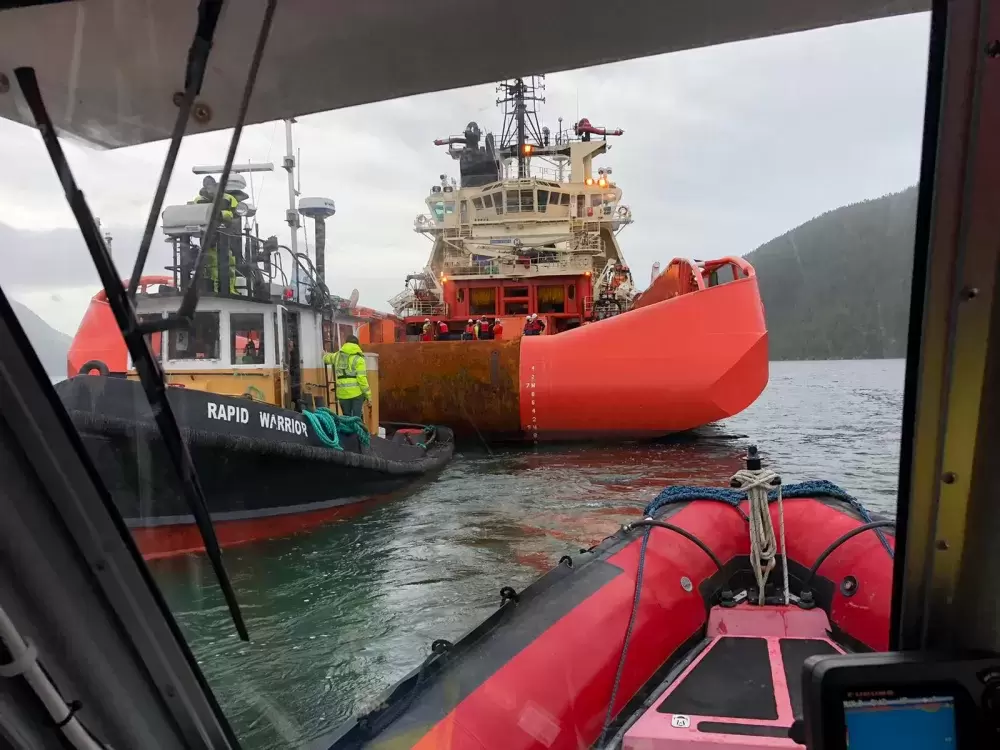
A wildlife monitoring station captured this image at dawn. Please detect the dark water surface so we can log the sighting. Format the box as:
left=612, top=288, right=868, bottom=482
left=150, top=359, right=905, bottom=748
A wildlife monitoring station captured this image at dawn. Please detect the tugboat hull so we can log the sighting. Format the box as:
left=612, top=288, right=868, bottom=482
left=55, top=376, right=454, bottom=558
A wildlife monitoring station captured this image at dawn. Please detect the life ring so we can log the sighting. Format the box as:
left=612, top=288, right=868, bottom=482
left=243, top=385, right=265, bottom=401
left=79, top=360, right=109, bottom=376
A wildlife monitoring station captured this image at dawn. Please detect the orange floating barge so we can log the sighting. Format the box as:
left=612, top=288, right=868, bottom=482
left=366, top=255, right=767, bottom=441
left=367, top=77, right=768, bottom=441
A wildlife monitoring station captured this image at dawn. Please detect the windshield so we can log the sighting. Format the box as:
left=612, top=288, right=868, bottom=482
left=0, top=8, right=929, bottom=749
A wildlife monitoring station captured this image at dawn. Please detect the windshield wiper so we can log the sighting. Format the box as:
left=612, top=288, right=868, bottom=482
left=12, top=0, right=278, bottom=642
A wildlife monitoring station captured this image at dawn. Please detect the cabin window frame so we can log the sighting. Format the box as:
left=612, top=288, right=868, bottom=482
left=230, top=312, right=267, bottom=366
left=168, top=310, right=222, bottom=362
left=472, top=197, right=484, bottom=210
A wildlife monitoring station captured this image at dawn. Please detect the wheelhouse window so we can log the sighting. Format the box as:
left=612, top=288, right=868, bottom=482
left=560, top=192, right=571, bottom=206
left=231, top=313, right=266, bottom=364
left=506, top=190, right=520, bottom=213
left=493, top=191, right=503, bottom=214
left=169, top=311, right=220, bottom=360
left=520, top=190, right=534, bottom=211
left=483, top=194, right=493, bottom=209
left=537, top=190, right=549, bottom=212
left=472, top=197, right=484, bottom=209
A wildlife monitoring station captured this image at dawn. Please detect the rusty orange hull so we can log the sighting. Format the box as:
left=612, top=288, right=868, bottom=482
left=370, top=270, right=768, bottom=441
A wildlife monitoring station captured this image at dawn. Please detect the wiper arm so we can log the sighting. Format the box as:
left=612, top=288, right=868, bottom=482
left=10, top=0, right=279, bottom=642
left=15, top=65, right=249, bottom=641
left=127, top=0, right=225, bottom=305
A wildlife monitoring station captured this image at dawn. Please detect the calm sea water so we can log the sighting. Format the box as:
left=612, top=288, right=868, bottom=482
left=149, top=358, right=905, bottom=749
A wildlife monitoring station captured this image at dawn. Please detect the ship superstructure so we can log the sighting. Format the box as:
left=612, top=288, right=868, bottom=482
left=389, top=76, right=636, bottom=335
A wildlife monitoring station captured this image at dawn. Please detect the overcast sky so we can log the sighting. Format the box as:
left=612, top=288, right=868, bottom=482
left=0, top=12, right=930, bottom=337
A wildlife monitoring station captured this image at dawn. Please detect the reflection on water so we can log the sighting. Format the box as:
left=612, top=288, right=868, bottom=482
left=151, top=359, right=904, bottom=748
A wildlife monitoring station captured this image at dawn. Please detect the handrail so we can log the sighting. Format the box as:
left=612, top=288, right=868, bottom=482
left=94, top=275, right=175, bottom=302
left=704, top=255, right=756, bottom=279
left=663, top=258, right=707, bottom=292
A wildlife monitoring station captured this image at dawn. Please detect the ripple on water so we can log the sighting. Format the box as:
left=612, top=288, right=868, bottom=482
left=150, top=359, right=905, bottom=749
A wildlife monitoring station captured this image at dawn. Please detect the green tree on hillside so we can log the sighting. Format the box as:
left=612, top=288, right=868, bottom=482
left=744, top=186, right=917, bottom=360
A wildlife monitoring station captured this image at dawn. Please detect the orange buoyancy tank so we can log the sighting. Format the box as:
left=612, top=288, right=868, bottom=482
left=67, top=276, right=172, bottom=377
left=518, top=271, right=768, bottom=440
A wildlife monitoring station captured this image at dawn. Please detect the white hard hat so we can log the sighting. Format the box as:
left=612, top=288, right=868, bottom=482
left=425, top=318, right=430, bottom=322
left=525, top=315, right=531, bottom=320
left=531, top=313, right=538, bottom=319
left=468, top=319, right=473, bottom=322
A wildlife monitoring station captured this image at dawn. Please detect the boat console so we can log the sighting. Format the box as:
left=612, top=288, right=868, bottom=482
left=798, top=651, right=1000, bottom=749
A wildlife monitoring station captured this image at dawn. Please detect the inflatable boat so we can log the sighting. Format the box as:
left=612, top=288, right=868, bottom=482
left=56, top=375, right=455, bottom=559
left=317, top=452, right=894, bottom=749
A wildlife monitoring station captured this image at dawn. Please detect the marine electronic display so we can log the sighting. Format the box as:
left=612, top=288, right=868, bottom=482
left=843, top=694, right=957, bottom=749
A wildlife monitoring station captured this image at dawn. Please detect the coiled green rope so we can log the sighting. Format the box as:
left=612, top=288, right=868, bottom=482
left=302, top=407, right=372, bottom=451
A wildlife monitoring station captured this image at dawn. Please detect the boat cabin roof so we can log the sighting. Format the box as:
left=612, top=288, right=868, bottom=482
left=0, top=1, right=925, bottom=149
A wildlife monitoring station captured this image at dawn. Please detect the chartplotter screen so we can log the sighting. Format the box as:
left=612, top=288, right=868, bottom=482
left=844, top=695, right=957, bottom=749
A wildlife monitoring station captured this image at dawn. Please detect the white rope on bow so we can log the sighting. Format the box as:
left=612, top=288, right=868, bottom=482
left=731, top=467, right=788, bottom=605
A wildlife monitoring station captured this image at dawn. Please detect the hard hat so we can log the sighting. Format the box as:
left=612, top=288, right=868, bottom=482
left=425, top=318, right=430, bottom=322
left=468, top=319, right=473, bottom=322
left=531, top=313, right=538, bottom=319
left=525, top=315, right=531, bottom=320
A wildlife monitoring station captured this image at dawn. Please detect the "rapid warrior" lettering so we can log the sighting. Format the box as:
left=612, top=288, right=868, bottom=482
left=207, top=402, right=249, bottom=424
left=259, top=411, right=309, bottom=436
left=205, top=402, right=308, bottom=437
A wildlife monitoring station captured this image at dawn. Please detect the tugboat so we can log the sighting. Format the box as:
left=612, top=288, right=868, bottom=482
left=319, top=448, right=895, bottom=749
left=364, top=76, right=769, bottom=442
left=57, top=130, right=454, bottom=560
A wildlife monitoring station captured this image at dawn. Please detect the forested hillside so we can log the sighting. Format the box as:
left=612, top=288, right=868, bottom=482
left=746, top=186, right=918, bottom=360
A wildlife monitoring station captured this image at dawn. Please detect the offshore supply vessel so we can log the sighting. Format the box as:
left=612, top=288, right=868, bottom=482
left=363, top=76, right=769, bottom=441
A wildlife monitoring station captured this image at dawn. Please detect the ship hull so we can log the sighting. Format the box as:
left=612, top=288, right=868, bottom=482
left=369, top=274, right=768, bottom=441
left=54, top=376, right=454, bottom=559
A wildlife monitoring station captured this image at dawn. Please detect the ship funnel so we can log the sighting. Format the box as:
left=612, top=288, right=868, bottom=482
left=298, top=197, right=336, bottom=284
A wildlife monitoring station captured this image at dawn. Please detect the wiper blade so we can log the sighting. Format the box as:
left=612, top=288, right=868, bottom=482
left=15, top=65, right=249, bottom=641
left=9, top=0, right=279, bottom=642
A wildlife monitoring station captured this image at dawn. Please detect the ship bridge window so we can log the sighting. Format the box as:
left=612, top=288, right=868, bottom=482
left=506, top=190, right=520, bottom=213
left=537, top=190, right=549, bottom=212
left=590, top=194, right=602, bottom=207
left=483, top=194, right=493, bottom=209
left=520, top=190, right=534, bottom=211
left=231, top=313, right=266, bottom=364
left=560, top=193, right=571, bottom=206
left=169, top=311, right=220, bottom=360
left=576, top=194, right=585, bottom=215
left=472, top=197, right=484, bottom=209
left=493, top=192, right=503, bottom=214
left=433, top=201, right=445, bottom=221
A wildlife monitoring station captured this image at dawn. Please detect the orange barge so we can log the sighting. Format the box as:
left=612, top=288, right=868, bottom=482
left=367, top=255, right=767, bottom=441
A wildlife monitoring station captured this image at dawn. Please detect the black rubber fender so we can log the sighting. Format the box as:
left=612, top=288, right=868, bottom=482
left=78, top=360, right=109, bottom=376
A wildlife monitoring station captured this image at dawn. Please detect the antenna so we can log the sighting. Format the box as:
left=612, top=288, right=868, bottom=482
left=496, top=76, right=546, bottom=178
left=283, top=118, right=300, bottom=295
